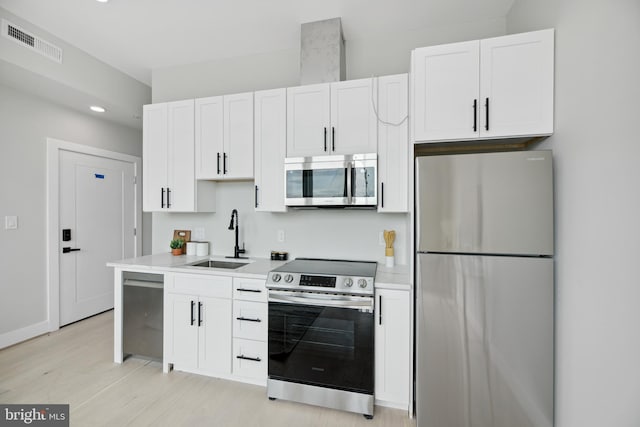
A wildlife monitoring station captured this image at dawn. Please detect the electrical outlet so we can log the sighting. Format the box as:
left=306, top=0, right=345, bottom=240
left=193, top=227, right=205, bottom=241
left=379, top=231, right=385, bottom=246
left=5, top=216, right=18, bottom=230
left=277, top=230, right=285, bottom=243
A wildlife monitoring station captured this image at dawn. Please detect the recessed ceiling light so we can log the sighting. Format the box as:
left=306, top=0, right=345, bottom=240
left=90, top=105, right=106, bottom=113
left=96, top=0, right=109, bottom=3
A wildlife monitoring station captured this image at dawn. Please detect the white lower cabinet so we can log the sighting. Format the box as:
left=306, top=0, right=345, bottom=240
left=375, top=288, right=411, bottom=409
left=232, top=277, right=268, bottom=384
left=233, top=338, right=267, bottom=381
left=165, top=273, right=232, bottom=377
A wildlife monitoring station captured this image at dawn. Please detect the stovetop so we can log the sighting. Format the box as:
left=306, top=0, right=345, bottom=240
left=266, top=258, right=377, bottom=296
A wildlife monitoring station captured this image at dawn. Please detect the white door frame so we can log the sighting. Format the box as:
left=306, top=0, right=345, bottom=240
left=46, top=138, right=142, bottom=332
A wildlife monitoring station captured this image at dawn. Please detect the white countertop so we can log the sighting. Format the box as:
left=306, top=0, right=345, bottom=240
left=108, top=253, right=412, bottom=288
left=107, top=253, right=288, bottom=279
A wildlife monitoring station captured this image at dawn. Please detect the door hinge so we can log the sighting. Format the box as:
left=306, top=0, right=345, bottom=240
left=133, top=228, right=137, bottom=236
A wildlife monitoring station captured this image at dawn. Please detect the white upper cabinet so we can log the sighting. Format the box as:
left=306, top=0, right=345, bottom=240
left=330, top=78, right=378, bottom=155
left=143, top=100, right=215, bottom=212
left=287, top=83, right=330, bottom=157
left=479, top=29, right=555, bottom=138
left=412, top=29, right=554, bottom=142
left=195, top=96, right=224, bottom=179
left=377, top=74, right=409, bottom=213
left=254, top=88, right=287, bottom=212
left=412, top=40, right=480, bottom=142
left=195, top=92, right=254, bottom=180
left=287, top=78, right=377, bottom=157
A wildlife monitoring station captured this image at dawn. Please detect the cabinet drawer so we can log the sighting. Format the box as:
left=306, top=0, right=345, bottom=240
left=172, top=273, right=232, bottom=299
left=233, top=277, right=267, bottom=302
left=233, top=338, right=267, bottom=381
left=233, top=300, right=267, bottom=341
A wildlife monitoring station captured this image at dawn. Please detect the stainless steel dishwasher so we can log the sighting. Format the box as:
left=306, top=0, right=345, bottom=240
left=123, top=272, right=163, bottom=360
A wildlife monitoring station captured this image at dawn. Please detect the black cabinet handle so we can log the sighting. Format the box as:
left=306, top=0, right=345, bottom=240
left=161, top=188, right=165, bottom=208
left=223, top=153, right=228, bottom=174
left=236, top=316, right=262, bottom=323
left=331, top=127, right=335, bottom=151
left=378, top=295, right=382, bottom=325
left=473, top=99, right=478, bottom=132
left=166, top=188, right=171, bottom=208
left=323, top=127, right=327, bottom=152
left=236, top=355, right=261, bottom=362
left=190, top=300, right=195, bottom=326
left=255, top=185, right=259, bottom=208
left=381, top=182, right=384, bottom=208
left=217, top=152, right=221, bottom=175
left=485, top=98, right=490, bottom=131
left=237, top=288, right=261, bottom=293
left=198, top=302, right=203, bottom=326
left=62, top=247, right=81, bottom=253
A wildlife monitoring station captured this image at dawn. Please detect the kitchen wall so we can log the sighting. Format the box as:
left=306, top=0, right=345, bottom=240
left=150, top=16, right=508, bottom=265
left=0, top=84, right=146, bottom=341
left=507, top=1, right=640, bottom=426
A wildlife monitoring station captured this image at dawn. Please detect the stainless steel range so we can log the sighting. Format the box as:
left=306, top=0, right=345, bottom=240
left=266, top=258, right=377, bottom=419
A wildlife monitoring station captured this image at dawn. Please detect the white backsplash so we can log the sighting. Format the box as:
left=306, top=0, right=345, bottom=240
left=152, top=181, right=410, bottom=265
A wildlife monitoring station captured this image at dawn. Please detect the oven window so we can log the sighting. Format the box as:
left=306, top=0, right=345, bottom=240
left=286, top=169, right=347, bottom=199
left=268, top=302, right=374, bottom=394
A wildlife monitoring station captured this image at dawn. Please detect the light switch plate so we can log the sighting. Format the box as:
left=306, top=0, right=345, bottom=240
left=5, top=216, right=18, bottom=230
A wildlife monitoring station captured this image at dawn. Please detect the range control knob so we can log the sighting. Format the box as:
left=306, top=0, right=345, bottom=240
left=284, top=274, right=294, bottom=283
left=358, top=279, right=368, bottom=288
left=271, top=273, right=282, bottom=283
left=344, top=278, right=353, bottom=287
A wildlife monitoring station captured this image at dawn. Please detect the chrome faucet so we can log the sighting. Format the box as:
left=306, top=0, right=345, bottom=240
left=226, top=209, right=247, bottom=259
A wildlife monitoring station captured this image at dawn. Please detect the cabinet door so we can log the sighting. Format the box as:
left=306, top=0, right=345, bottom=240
left=223, top=92, right=254, bottom=179
left=375, top=289, right=411, bottom=407
left=142, top=103, right=168, bottom=211
left=480, top=29, right=554, bottom=138
left=167, top=100, right=195, bottom=211
left=286, top=83, right=330, bottom=157
left=195, top=96, right=224, bottom=179
left=198, top=296, right=232, bottom=377
left=330, top=78, right=377, bottom=155
left=377, top=74, right=409, bottom=213
left=254, top=88, right=287, bottom=212
left=168, top=293, right=199, bottom=372
left=413, top=40, right=480, bottom=142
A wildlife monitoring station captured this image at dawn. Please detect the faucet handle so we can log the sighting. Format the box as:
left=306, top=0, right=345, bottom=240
left=238, top=243, right=246, bottom=254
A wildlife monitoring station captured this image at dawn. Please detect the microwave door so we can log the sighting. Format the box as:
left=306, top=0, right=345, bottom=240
left=285, top=164, right=349, bottom=206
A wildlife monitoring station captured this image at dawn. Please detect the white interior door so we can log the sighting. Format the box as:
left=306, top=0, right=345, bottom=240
left=59, top=150, right=136, bottom=326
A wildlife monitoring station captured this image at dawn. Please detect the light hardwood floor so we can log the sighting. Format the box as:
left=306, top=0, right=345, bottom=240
left=0, top=311, right=415, bottom=426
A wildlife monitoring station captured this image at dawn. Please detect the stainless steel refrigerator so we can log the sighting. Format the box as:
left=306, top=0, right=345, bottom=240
left=416, top=150, right=554, bottom=427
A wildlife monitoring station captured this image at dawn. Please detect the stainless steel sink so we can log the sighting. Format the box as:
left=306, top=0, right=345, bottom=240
left=190, top=260, right=248, bottom=269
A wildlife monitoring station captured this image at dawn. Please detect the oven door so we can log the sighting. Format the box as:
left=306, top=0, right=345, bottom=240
left=268, top=291, right=375, bottom=394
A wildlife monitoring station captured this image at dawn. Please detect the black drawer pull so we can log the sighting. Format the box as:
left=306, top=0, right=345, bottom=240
left=236, top=288, right=262, bottom=293
left=236, top=355, right=261, bottom=362
left=236, top=317, right=262, bottom=323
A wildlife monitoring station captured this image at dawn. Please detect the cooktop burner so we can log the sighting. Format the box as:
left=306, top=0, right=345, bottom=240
left=266, top=258, right=377, bottom=296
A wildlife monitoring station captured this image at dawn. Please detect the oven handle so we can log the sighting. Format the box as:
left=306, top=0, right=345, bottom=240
left=268, top=290, right=374, bottom=312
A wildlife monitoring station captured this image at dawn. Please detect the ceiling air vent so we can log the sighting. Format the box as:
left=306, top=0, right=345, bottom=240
left=2, top=19, right=63, bottom=64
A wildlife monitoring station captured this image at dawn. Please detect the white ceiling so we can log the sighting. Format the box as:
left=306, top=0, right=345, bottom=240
left=0, top=0, right=514, bottom=86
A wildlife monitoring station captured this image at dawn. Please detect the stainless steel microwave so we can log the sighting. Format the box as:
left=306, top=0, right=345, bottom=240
left=284, top=153, right=377, bottom=207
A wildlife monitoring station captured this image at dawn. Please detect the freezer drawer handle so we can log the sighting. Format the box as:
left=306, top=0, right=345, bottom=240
left=236, top=355, right=261, bottom=362
left=236, top=316, right=262, bottom=323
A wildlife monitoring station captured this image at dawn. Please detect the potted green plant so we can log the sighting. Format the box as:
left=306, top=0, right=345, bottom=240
left=170, top=239, right=184, bottom=256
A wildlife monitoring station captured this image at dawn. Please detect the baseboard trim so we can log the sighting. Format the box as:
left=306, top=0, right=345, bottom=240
left=0, top=321, right=50, bottom=349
